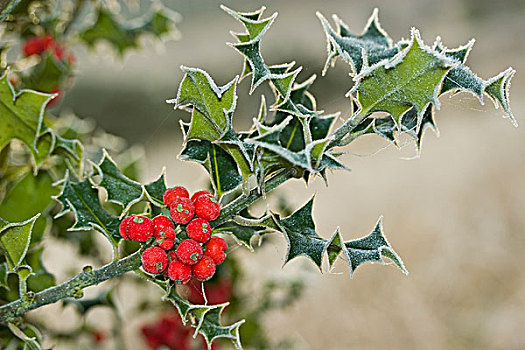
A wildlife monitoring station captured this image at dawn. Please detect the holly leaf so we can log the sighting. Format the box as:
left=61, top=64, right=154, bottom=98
left=95, top=150, right=145, bottom=215
left=276, top=197, right=329, bottom=270
left=165, top=290, right=244, bottom=350
left=170, top=67, right=238, bottom=142
left=0, top=214, right=39, bottom=271
left=144, top=169, right=167, bottom=206
left=180, top=140, right=242, bottom=198
left=54, top=173, right=120, bottom=243
left=317, top=9, right=400, bottom=75
left=0, top=170, right=56, bottom=244
left=435, top=38, right=516, bottom=125
left=214, top=213, right=278, bottom=251
left=222, top=5, right=301, bottom=101
left=0, top=73, right=55, bottom=168
left=339, top=217, right=408, bottom=277
left=350, top=28, right=454, bottom=130
left=80, top=5, right=176, bottom=55
left=170, top=67, right=254, bottom=179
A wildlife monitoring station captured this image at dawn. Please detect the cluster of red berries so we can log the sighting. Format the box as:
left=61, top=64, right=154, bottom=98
left=119, top=187, right=227, bottom=283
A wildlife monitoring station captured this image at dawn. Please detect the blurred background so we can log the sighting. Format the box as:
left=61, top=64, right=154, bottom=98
left=44, top=0, right=525, bottom=348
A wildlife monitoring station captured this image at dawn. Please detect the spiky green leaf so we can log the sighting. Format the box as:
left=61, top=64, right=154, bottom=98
left=0, top=74, right=54, bottom=167
left=341, top=217, right=407, bottom=277
left=80, top=5, right=175, bottom=55
left=55, top=174, right=120, bottom=242
left=352, top=29, right=454, bottom=128
left=0, top=214, right=39, bottom=271
left=165, top=290, right=244, bottom=350
left=277, top=197, right=328, bottom=270
left=317, top=9, right=400, bottom=75
left=95, top=151, right=145, bottom=214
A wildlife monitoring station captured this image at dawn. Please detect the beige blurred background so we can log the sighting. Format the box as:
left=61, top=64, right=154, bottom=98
left=43, top=0, right=525, bottom=348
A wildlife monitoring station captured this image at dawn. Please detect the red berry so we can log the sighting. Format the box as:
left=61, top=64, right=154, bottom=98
left=192, top=256, right=216, bottom=282
left=153, top=215, right=174, bottom=230
left=154, top=226, right=176, bottom=250
left=22, top=35, right=53, bottom=56
left=141, top=247, right=168, bottom=274
left=194, top=195, right=221, bottom=221
left=190, top=190, right=212, bottom=202
left=169, top=197, right=195, bottom=224
left=204, top=236, right=228, bottom=265
left=176, top=239, right=203, bottom=266
left=118, top=215, right=133, bottom=240
left=163, top=186, right=189, bottom=206
left=127, top=215, right=154, bottom=242
left=167, top=260, right=192, bottom=284
left=186, top=218, right=211, bottom=243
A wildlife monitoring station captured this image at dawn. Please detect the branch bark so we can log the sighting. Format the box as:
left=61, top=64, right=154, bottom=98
left=0, top=251, right=141, bottom=323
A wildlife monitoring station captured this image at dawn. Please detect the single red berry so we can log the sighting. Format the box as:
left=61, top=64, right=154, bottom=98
left=186, top=218, right=211, bottom=243
left=153, top=215, right=174, bottom=230
left=22, top=38, right=42, bottom=56
left=190, top=190, right=212, bottom=202
left=204, top=236, right=228, bottom=265
left=169, top=197, right=195, bottom=224
left=127, top=215, right=154, bottom=242
left=118, top=215, right=134, bottom=240
left=192, top=256, right=216, bottom=282
left=163, top=186, right=189, bottom=207
left=91, top=330, right=106, bottom=344
left=141, top=246, right=168, bottom=274
left=167, top=260, right=192, bottom=284
left=194, top=194, right=221, bottom=221
left=154, top=226, right=176, bottom=250
left=176, top=239, right=203, bottom=266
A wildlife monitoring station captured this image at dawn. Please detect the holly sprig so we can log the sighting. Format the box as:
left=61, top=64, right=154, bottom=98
left=0, top=4, right=517, bottom=350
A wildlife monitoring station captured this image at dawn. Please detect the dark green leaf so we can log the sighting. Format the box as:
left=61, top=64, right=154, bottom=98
left=95, top=150, right=144, bottom=214
left=180, top=140, right=242, bottom=198
left=342, top=217, right=407, bottom=277
left=166, top=290, right=244, bottom=350
left=144, top=170, right=167, bottom=206
left=54, top=173, right=120, bottom=242
left=317, top=9, right=400, bottom=75
left=435, top=38, right=516, bottom=125
left=277, top=197, right=328, bottom=270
